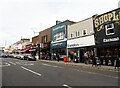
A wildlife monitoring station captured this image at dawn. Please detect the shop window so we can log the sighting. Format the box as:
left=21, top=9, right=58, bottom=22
left=105, top=23, right=115, bottom=35
left=82, top=29, right=87, bottom=36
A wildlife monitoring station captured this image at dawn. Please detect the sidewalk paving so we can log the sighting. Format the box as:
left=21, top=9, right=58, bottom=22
left=39, top=60, right=120, bottom=72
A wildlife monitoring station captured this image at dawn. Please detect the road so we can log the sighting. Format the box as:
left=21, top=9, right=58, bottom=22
left=0, top=57, right=119, bottom=87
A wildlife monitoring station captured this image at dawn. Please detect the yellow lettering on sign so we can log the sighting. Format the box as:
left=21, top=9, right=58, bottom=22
left=99, top=16, right=104, bottom=25
left=112, top=11, right=119, bottom=21
left=108, top=13, right=113, bottom=21
left=104, top=14, right=108, bottom=22
left=94, top=19, right=99, bottom=28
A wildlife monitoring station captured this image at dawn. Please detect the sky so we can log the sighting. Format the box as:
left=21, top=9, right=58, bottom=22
left=0, top=0, right=119, bottom=47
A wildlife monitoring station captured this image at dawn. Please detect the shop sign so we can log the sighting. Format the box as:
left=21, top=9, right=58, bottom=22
left=67, top=35, right=95, bottom=48
left=67, top=44, right=79, bottom=48
left=94, top=9, right=120, bottom=32
left=52, top=25, right=65, bottom=31
left=103, top=37, right=119, bottom=43
left=51, top=41, right=67, bottom=49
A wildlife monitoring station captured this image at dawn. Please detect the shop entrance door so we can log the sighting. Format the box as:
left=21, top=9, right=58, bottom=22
left=80, top=48, right=84, bottom=63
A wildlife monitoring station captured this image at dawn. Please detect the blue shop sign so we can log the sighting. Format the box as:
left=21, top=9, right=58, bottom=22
left=51, top=41, right=67, bottom=49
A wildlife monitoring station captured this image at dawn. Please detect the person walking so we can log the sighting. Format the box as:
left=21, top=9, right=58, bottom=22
left=84, top=51, right=88, bottom=64
left=56, top=53, right=60, bottom=62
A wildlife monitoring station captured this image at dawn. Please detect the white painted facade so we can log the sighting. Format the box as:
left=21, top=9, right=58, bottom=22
left=67, top=17, right=94, bottom=40
left=67, top=17, right=95, bottom=62
left=67, top=17, right=95, bottom=48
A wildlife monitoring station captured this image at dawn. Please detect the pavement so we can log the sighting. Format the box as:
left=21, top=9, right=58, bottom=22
left=39, top=60, right=120, bottom=72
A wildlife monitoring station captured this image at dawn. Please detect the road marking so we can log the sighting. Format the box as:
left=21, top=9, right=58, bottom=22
left=21, top=66, right=42, bottom=76
left=62, top=84, right=72, bottom=88
left=0, top=62, right=11, bottom=67
left=8, top=62, right=16, bottom=65
left=16, top=62, right=34, bottom=66
left=42, top=63, right=62, bottom=68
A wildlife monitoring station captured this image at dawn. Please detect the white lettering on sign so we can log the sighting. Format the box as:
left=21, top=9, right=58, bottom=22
left=103, top=37, right=119, bottom=43
left=52, top=25, right=65, bottom=31
left=52, top=43, right=63, bottom=46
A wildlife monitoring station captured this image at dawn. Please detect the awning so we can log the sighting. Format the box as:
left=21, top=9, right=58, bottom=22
left=20, top=48, right=30, bottom=53
left=29, top=48, right=36, bottom=52
left=15, top=49, right=21, bottom=53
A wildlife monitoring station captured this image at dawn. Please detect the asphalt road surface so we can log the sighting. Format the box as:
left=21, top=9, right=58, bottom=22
left=0, top=57, right=119, bottom=87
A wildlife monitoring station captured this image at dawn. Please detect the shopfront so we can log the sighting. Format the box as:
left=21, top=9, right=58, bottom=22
left=67, top=35, right=95, bottom=62
left=50, top=20, right=74, bottom=60
left=93, top=8, right=120, bottom=66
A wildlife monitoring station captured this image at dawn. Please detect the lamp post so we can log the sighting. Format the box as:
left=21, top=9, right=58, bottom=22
left=37, top=44, right=40, bottom=60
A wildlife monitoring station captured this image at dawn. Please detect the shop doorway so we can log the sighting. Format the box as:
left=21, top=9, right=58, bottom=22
left=79, top=48, right=84, bottom=63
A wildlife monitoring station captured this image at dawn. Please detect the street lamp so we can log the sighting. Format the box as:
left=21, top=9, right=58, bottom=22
left=37, top=44, right=40, bottom=60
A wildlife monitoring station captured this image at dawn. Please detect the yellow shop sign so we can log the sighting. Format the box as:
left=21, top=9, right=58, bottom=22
left=94, top=10, right=119, bottom=31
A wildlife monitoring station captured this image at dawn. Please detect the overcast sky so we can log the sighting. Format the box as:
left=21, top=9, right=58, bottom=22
left=0, top=0, right=119, bottom=47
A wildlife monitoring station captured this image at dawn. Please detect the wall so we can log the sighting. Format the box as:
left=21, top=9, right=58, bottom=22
left=32, top=35, right=39, bottom=45
left=39, top=28, right=51, bottom=43
left=67, top=17, right=94, bottom=40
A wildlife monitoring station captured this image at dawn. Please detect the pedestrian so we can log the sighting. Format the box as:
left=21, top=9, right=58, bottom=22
left=114, top=56, right=119, bottom=69
left=56, top=53, right=60, bottom=62
left=84, top=51, right=88, bottom=64
left=90, top=50, right=96, bottom=66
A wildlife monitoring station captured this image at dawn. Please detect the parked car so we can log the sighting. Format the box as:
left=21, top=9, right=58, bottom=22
left=1, top=53, right=8, bottom=58
left=19, top=54, right=27, bottom=60
left=24, top=54, right=36, bottom=61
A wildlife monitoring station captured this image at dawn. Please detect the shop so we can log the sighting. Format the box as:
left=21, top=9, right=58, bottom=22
left=93, top=8, right=120, bottom=66
left=40, top=42, right=51, bottom=60
left=50, top=20, right=74, bottom=60
left=67, top=17, right=95, bottom=63
left=67, top=35, right=95, bottom=63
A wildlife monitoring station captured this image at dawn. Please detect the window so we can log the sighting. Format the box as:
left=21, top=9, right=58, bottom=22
left=82, top=29, right=87, bottom=36
left=76, top=32, right=77, bottom=37
left=53, top=32, right=64, bottom=41
left=70, top=33, right=73, bottom=38
left=42, top=35, right=47, bottom=43
left=105, top=23, right=115, bottom=35
left=44, top=35, right=47, bottom=43
left=78, top=31, right=80, bottom=36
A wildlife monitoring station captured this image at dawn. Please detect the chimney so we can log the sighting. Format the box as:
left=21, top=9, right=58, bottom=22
left=56, top=20, right=61, bottom=25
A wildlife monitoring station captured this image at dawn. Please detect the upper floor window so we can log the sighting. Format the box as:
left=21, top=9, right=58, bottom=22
left=82, top=29, right=87, bottom=36
left=78, top=31, right=80, bottom=37
left=53, top=31, right=64, bottom=41
left=105, top=23, right=115, bottom=35
left=42, top=35, right=47, bottom=43
left=76, top=32, right=78, bottom=37
left=70, top=33, right=73, bottom=38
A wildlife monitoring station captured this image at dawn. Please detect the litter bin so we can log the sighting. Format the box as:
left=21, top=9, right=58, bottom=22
left=64, top=56, right=68, bottom=62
